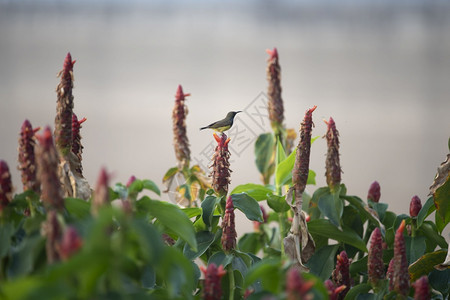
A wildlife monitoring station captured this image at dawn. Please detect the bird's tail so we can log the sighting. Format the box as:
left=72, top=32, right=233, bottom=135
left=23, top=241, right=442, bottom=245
left=200, top=126, right=208, bottom=130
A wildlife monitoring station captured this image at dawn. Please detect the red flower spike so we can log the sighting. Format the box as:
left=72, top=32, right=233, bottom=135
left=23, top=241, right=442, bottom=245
left=221, top=196, right=237, bottom=252
left=266, top=47, right=285, bottom=133
left=367, top=181, right=381, bottom=203
left=91, top=167, right=110, bottom=215
left=0, top=160, right=13, bottom=211
left=368, top=227, right=385, bottom=286
left=172, top=84, right=191, bottom=169
left=71, top=113, right=86, bottom=174
left=126, top=175, right=137, bottom=188
left=325, top=280, right=346, bottom=300
left=55, top=53, right=76, bottom=157
left=286, top=267, right=314, bottom=300
left=59, top=226, right=83, bottom=261
left=18, top=120, right=40, bottom=193
left=200, top=263, right=226, bottom=300
left=332, top=250, right=351, bottom=300
left=292, top=106, right=317, bottom=198
left=325, top=117, right=342, bottom=193
left=210, top=133, right=232, bottom=196
left=409, top=195, right=422, bottom=217
left=36, top=127, right=65, bottom=212
left=413, top=275, right=430, bottom=300
left=43, top=210, right=62, bottom=264
left=387, top=258, right=395, bottom=291
left=393, top=220, right=409, bottom=296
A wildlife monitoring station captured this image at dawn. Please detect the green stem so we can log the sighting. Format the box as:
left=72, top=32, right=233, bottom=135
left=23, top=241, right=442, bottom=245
left=279, top=212, right=286, bottom=255
left=411, top=219, right=417, bottom=237
left=227, top=264, right=235, bottom=300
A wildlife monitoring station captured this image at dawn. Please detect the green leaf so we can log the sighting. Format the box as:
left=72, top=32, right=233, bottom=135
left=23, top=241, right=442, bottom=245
left=343, top=283, right=372, bottom=300
left=230, top=184, right=274, bottom=201
left=143, top=197, right=197, bottom=251
left=238, top=233, right=262, bottom=254
left=417, top=196, right=436, bottom=228
left=183, top=231, right=215, bottom=260
left=7, top=234, right=44, bottom=278
left=308, top=219, right=368, bottom=252
left=408, top=249, right=447, bottom=281
left=275, top=148, right=316, bottom=188
left=266, top=194, right=290, bottom=213
left=433, top=170, right=450, bottom=230
left=244, top=258, right=283, bottom=294
left=419, top=221, right=448, bottom=249
left=65, top=197, right=90, bottom=219
left=343, top=196, right=381, bottom=226
left=306, top=244, right=339, bottom=281
left=208, top=251, right=233, bottom=268
left=405, top=235, right=426, bottom=264
left=163, top=167, right=179, bottom=182
left=0, top=222, right=14, bottom=258
left=349, top=256, right=368, bottom=276
left=429, top=268, right=450, bottom=296
left=142, top=179, right=161, bottom=196
left=232, top=251, right=252, bottom=276
left=231, top=193, right=263, bottom=222
left=275, top=137, right=286, bottom=164
left=201, top=195, right=219, bottom=229
left=182, top=207, right=202, bottom=219
left=317, top=190, right=342, bottom=228
left=255, top=133, right=275, bottom=174
left=369, top=200, right=388, bottom=223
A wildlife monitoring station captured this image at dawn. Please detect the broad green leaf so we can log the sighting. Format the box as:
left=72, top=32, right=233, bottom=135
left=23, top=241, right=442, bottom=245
left=419, top=221, right=448, bottom=250
left=433, top=166, right=450, bottom=230
left=275, top=137, right=286, bottom=164
left=368, top=200, right=388, bottom=223
left=230, top=184, right=274, bottom=201
left=255, top=133, right=275, bottom=174
left=0, top=222, right=14, bottom=258
left=417, top=196, right=436, bottom=228
left=201, top=195, right=219, bottom=228
left=183, top=231, right=215, bottom=260
left=349, top=256, right=368, bottom=276
left=267, top=194, right=290, bottom=213
left=144, top=197, right=197, bottom=251
left=408, top=249, right=447, bottom=281
left=163, top=167, right=179, bottom=182
left=142, top=179, right=161, bottom=196
left=343, top=195, right=381, bottom=226
left=343, top=283, right=372, bottom=300
left=238, top=233, right=262, bottom=254
left=182, top=207, right=202, bottom=219
left=275, top=148, right=316, bottom=188
left=231, top=193, right=263, bottom=222
left=317, top=190, right=342, bottom=228
left=208, top=251, right=233, bottom=268
left=405, top=236, right=426, bottom=264
left=429, top=268, right=450, bottom=295
left=244, top=258, right=283, bottom=294
left=7, top=234, right=44, bottom=278
left=306, top=244, right=339, bottom=281
left=308, top=219, right=368, bottom=252
left=65, top=197, right=90, bottom=219
left=232, top=251, right=252, bottom=276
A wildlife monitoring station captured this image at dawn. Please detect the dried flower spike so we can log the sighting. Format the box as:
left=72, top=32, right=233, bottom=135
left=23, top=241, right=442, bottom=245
left=332, top=251, right=351, bottom=300
left=36, top=127, right=65, bottom=212
left=71, top=113, right=86, bottom=174
left=367, top=181, right=381, bottom=203
left=210, top=132, right=231, bottom=196
left=413, top=275, right=430, bottom=300
left=325, top=117, right=342, bottom=193
left=286, top=267, right=314, bottom=300
left=368, top=227, right=385, bottom=286
left=409, top=195, right=422, bottom=218
left=55, top=53, right=76, bottom=157
left=18, top=120, right=40, bottom=193
left=393, top=220, right=409, bottom=296
left=292, top=106, right=317, bottom=199
left=221, top=196, right=237, bottom=252
left=0, top=160, right=13, bottom=211
left=172, top=85, right=191, bottom=169
left=59, top=226, right=83, bottom=261
left=200, top=263, right=226, bottom=300
left=91, top=167, right=110, bottom=215
left=266, top=47, right=285, bottom=134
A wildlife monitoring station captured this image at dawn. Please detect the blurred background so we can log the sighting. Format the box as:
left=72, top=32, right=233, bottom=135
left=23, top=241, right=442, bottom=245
left=1, top=0, right=449, bottom=234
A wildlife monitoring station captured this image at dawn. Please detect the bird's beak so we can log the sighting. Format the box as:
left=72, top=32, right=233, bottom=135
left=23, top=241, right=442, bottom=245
left=236, top=111, right=242, bottom=114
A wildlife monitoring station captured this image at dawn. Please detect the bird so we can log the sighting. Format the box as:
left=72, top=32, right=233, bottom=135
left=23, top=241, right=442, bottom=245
left=200, top=111, right=242, bottom=132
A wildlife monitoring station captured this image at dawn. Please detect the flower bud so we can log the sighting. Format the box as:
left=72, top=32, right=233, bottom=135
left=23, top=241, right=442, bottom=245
left=18, top=120, right=40, bottom=193
left=210, top=133, right=231, bottom=196
left=286, top=267, right=314, bottom=300
left=325, top=117, right=341, bottom=193
left=332, top=251, right=351, bottom=299
left=409, top=195, right=422, bottom=218
left=59, top=226, right=83, bottom=261
left=413, top=275, right=430, bottom=300
left=393, top=220, right=409, bottom=295
left=367, top=181, right=381, bottom=203
left=368, top=227, right=385, bottom=286
left=0, top=160, right=13, bottom=211
left=91, top=167, right=110, bottom=215
left=325, top=279, right=346, bottom=300
left=200, top=263, right=226, bottom=300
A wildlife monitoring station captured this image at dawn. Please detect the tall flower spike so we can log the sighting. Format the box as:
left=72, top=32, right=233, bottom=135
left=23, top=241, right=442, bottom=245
left=409, top=195, right=422, bottom=218
left=292, top=106, right=316, bottom=199
left=413, top=276, right=430, bottom=300
left=286, top=267, right=314, bottom=300
left=367, top=181, right=381, bottom=203
left=332, top=251, right=351, bottom=300
left=55, top=53, right=76, bottom=157
left=266, top=48, right=285, bottom=134
left=200, top=263, right=226, bottom=300
left=172, top=85, right=191, bottom=169
left=71, top=113, right=86, bottom=175
left=221, top=196, right=237, bottom=252
left=210, top=132, right=231, bottom=196
left=0, top=160, right=13, bottom=212
left=325, top=117, right=341, bottom=193
left=36, top=127, right=64, bottom=211
left=368, top=227, right=385, bottom=286
left=91, top=167, right=110, bottom=215
left=393, top=220, right=409, bottom=296
left=42, top=210, right=62, bottom=264
left=18, top=120, right=40, bottom=193
left=387, top=258, right=395, bottom=291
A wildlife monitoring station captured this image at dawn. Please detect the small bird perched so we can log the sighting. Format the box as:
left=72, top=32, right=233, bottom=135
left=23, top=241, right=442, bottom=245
left=200, top=111, right=242, bottom=132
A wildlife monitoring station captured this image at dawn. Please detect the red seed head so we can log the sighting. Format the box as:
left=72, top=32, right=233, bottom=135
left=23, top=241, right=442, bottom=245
left=409, top=195, right=422, bottom=217
left=413, top=275, right=430, bottom=300
left=200, top=263, right=226, bottom=300
left=0, top=160, right=13, bottom=211
left=367, top=181, right=381, bottom=203
left=286, top=267, right=314, bottom=300
left=332, top=251, right=351, bottom=299
left=325, top=117, right=341, bottom=193
left=210, top=133, right=232, bottom=196
left=59, top=226, right=83, bottom=261
left=393, top=220, right=409, bottom=295
left=18, top=119, right=40, bottom=193
left=368, top=227, right=385, bottom=286
left=221, top=196, right=237, bottom=252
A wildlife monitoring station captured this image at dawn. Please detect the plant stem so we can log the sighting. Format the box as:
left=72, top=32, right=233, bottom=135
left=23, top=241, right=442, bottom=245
left=227, top=264, right=235, bottom=300
left=279, top=212, right=286, bottom=254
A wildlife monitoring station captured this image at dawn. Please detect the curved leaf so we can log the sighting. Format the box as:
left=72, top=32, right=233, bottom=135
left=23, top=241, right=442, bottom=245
left=230, top=184, right=274, bottom=201
left=255, top=133, right=275, bottom=175
left=306, top=244, right=339, bottom=281
left=231, top=193, right=263, bottom=222
left=408, top=249, right=447, bottom=281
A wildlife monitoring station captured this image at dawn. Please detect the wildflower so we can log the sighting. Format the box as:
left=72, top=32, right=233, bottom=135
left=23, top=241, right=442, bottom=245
left=324, top=279, right=346, bottom=300
left=71, top=113, right=86, bottom=175
left=36, top=127, right=64, bottom=211
left=42, top=210, right=62, bottom=263
left=325, top=117, right=341, bottom=193
left=59, top=226, right=83, bottom=261
left=55, top=53, right=75, bottom=157
left=393, top=220, right=409, bottom=296
left=91, top=167, right=110, bottom=215
left=367, top=181, right=381, bottom=203
left=172, top=85, right=191, bottom=169
left=368, top=227, right=384, bottom=286
left=221, top=196, right=236, bottom=252
left=409, top=195, right=422, bottom=218
left=332, top=251, right=351, bottom=299
left=18, top=120, right=40, bottom=193
left=266, top=48, right=284, bottom=134
left=0, top=160, right=13, bottom=211
left=413, top=275, right=430, bottom=300
left=200, top=263, right=226, bottom=300
left=210, top=132, right=231, bottom=196
left=286, top=267, right=314, bottom=300
left=292, top=106, right=316, bottom=199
